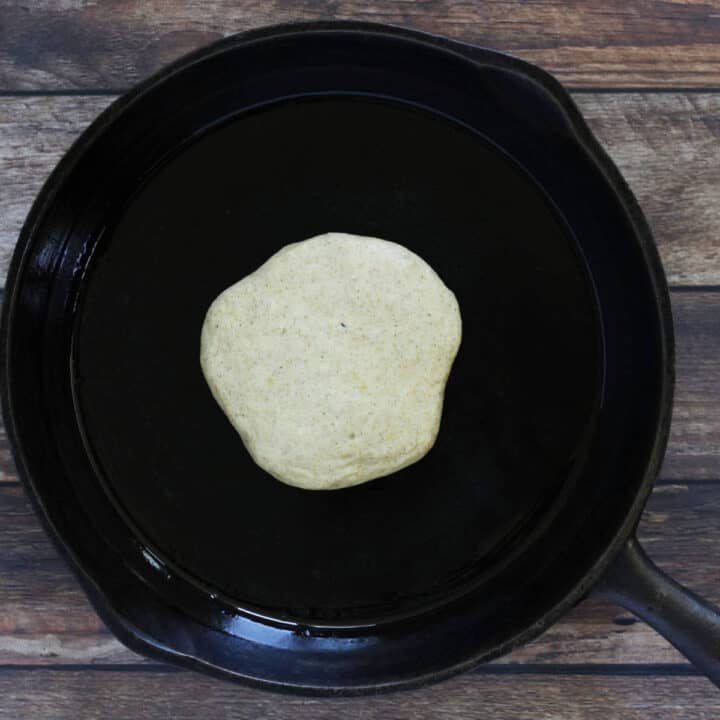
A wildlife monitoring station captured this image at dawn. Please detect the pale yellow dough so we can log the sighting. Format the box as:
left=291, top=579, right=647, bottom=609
left=200, top=232, right=462, bottom=490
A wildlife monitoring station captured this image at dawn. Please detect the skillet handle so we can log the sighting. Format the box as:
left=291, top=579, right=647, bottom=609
left=595, top=535, right=720, bottom=687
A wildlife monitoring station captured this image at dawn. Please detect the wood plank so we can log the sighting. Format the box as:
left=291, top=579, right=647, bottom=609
left=0, top=421, right=13, bottom=485
left=2, top=1, right=720, bottom=90
left=0, top=290, right=716, bottom=486
left=576, top=93, right=720, bottom=286
left=2, top=94, right=720, bottom=286
left=0, top=97, right=106, bottom=285
left=0, top=668, right=717, bottom=719
left=663, top=292, right=720, bottom=480
left=1, top=481, right=719, bottom=667
left=0, top=484, right=136, bottom=665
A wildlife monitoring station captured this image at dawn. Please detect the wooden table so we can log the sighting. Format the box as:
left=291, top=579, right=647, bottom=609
left=1, top=2, right=719, bottom=717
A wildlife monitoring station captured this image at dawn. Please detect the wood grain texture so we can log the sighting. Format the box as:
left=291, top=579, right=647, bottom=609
left=0, top=290, right=716, bottom=487
left=2, top=1, right=720, bottom=90
left=1, top=479, right=719, bottom=667
left=663, top=292, right=720, bottom=480
left=0, top=668, right=718, bottom=720
left=578, top=93, right=720, bottom=286
left=1, top=93, right=720, bottom=287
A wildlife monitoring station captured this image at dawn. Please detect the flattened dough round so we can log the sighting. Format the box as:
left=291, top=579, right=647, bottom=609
left=200, top=232, right=462, bottom=490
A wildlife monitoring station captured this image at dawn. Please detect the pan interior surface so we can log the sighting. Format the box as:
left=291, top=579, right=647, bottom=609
left=74, top=95, right=603, bottom=624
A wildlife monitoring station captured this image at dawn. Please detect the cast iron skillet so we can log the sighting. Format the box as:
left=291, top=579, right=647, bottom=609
left=2, top=21, right=720, bottom=694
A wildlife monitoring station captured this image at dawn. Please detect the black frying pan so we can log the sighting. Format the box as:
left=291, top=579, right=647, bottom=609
left=2, top=21, right=719, bottom=694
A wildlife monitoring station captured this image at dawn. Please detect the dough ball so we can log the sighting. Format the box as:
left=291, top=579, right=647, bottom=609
left=200, top=232, right=461, bottom=490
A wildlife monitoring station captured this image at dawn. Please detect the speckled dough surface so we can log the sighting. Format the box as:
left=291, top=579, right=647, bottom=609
left=200, top=232, right=462, bottom=490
